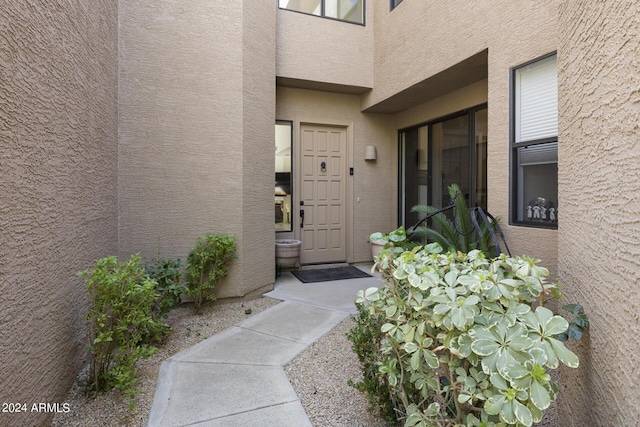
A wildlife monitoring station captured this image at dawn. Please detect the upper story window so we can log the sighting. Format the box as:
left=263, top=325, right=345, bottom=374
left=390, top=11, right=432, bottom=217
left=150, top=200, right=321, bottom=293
left=279, top=0, right=364, bottom=25
left=391, top=0, right=404, bottom=10
left=510, top=53, right=558, bottom=228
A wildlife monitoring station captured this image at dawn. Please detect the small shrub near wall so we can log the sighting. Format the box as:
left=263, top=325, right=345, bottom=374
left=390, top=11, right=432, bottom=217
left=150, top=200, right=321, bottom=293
left=185, top=233, right=237, bottom=313
left=346, top=302, right=399, bottom=424
left=350, top=244, right=580, bottom=427
left=80, top=254, right=160, bottom=407
left=144, top=257, right=187, bottom=343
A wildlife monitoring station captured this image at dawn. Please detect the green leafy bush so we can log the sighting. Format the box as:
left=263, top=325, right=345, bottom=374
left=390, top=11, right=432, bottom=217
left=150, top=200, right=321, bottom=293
left=80, top=254, right=160, bottom=407
left=347, top=303, right=399, bottom=424
left=144, top=258, right=187, bottom=343
left=557, top=303, right=590, bottom=342
left=185, top=233, right=237, bottom=312
left=353, top=245, right=581, bottom=427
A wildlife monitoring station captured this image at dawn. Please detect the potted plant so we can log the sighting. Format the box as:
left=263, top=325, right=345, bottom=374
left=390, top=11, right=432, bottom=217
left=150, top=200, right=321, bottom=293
left=369, top=232, right=389, bottom=260
left=369, top=226, right=417, bottom=261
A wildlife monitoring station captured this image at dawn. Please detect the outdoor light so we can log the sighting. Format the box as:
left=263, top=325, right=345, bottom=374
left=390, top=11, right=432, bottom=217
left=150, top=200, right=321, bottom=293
left=365, top=145, right=377, bottom=161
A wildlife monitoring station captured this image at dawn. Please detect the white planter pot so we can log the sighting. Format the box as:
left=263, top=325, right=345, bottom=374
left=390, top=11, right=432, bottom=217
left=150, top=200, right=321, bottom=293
left=275, top=239, right=302, bottom=268
left=370, top=239, right=388, bottom=260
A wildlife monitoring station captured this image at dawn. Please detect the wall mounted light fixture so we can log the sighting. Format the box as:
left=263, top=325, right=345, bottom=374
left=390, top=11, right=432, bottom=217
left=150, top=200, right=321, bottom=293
left=365, top=145, right=377, bottom=161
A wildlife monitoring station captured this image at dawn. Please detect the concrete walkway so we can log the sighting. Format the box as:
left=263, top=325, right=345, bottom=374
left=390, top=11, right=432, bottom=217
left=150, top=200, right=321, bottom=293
left=147, top=265, right=384, bottom=427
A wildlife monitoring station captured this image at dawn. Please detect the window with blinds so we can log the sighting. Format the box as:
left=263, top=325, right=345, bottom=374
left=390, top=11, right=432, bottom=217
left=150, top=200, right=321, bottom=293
left=511, top=53, right=558, bottom=227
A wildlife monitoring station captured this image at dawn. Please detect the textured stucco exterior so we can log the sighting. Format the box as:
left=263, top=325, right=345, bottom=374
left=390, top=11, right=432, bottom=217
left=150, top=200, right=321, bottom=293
left=364, top=1, right=491, bottom=111
left=483, top=0, right=559, bottom=276
left=240, top=1, right=279, bottom=297
left=118, top=1, right=276, bottom=298
left=557, top=1, right=640, bottom=425
left=276, top=6, right=373, bottom=91
left=0, top=1, right=118, bottom=425
left=3, top=0, right=640, bottom=424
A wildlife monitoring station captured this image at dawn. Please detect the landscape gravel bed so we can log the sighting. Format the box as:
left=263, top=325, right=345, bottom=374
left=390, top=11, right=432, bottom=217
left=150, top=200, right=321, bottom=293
left=52, top=296, right=558, bottom=427
left=285, top=316, right=391, bottom=427
left=286, top=317, right=558, bottom=427
left=52, top=297, right=280, bottom=427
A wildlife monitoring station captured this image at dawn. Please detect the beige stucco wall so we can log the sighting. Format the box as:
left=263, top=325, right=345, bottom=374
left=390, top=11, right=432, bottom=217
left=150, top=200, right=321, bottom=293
left=240, top=1, right=279, bottom=297
left=119, top=1, right=276, bottom=299
left=2, top=2, right=634, bottom=424
left=393, top=80, right=488, bottom=130
left=276, top=5, right=373, bottom=89
left=364, top=0, right=491, bottom=110
left=557, top=1, right=640, bottom=424
left=484, top=1, right=559, bottom=276
left=0, top=1, right=118, bottom=425
left=276, top=87, right=396, bottom=263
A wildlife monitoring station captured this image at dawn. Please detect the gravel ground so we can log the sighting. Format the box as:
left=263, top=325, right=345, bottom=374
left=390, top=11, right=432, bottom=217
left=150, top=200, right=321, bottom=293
left=51, top=297, right=386, bottom=427
left=52, top=296, right=558, bottom=427
left=51, top=297, right=280, bottom=427
left=286, top=318, right=557, bottom=427
left=285, top=317, right=391, bottom=427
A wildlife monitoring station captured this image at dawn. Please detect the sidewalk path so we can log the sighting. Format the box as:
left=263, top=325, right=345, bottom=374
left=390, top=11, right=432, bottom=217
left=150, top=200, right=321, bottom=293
left=147, top=265, right=383, bottom=426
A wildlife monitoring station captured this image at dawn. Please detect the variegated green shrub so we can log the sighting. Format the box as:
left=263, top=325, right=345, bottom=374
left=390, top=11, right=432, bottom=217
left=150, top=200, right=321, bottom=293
left=356, top=244, right=579, bottom=427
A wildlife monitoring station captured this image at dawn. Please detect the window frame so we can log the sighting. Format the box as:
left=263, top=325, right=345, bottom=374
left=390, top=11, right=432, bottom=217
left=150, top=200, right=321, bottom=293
left=390, top=0, right=404, bottom=10
left=278, top=0, right=365, bottom=25
left=397, top=104, right=488, bottom=229
left=275, top=120, right=294, bottom=233
left=509, top=52, right=558, bottom=229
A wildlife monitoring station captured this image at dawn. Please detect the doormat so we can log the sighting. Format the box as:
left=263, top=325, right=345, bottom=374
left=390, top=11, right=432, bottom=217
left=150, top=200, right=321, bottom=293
left=291, top=266, right=371, bottom=283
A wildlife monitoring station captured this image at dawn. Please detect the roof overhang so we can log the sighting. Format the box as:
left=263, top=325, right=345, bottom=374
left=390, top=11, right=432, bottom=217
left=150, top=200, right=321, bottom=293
left=362, top=50, right=488, bottom=114
left=276, top=76, right=371, bottom=95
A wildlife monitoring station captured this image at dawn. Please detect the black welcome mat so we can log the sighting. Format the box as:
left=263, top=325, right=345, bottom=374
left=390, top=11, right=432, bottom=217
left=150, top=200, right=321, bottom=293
left=291, top=266, right=372, bottom=283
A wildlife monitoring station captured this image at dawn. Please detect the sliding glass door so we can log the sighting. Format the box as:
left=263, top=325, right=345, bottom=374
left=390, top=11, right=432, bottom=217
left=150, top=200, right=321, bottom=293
left=399, top=106, right=487, bottom=228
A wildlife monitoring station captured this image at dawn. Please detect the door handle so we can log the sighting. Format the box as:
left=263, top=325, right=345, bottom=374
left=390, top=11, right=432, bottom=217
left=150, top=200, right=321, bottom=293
left=300, top=209, right=304, bottom=228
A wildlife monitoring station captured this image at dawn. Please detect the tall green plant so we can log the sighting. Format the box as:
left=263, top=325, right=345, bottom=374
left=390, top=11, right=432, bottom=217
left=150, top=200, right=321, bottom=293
left=354, top=245, right=580, bottom=427
left=80, top=255, right=159, bottom=407
left=410, top=184, right=495, bottom=256
left=185, top=233, right=237, bottom=312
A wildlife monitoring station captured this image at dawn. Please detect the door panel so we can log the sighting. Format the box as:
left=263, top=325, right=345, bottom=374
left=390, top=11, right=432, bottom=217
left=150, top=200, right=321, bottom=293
left=299, top=124, right=347, bottom=264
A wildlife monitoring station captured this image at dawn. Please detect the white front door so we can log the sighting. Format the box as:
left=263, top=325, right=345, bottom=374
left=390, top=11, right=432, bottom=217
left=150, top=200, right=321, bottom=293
left=298, top=124, right=347, bottom=264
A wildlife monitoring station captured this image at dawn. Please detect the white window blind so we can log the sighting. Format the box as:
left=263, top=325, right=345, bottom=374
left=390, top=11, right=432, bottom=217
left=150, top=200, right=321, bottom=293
left=515, top=54, right=557, bottom=143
